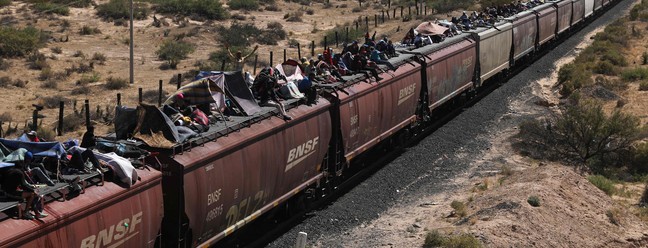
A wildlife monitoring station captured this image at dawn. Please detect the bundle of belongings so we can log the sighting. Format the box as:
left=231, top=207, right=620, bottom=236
left=0, top=135, right=142, bottom=202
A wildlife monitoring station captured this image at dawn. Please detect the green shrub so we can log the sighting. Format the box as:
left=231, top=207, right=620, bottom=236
left=216, top=22, right=260, bottom=46
left=229, top=0, right=259, bottom=10
left=61, top=113, right=85, bottom=132
left=527, top=195, right=541, bottom=207
left=285, top=11, right=303, bottom=22
left=156, top=40, right=194, bottom=69
left=643, top=52, right=648, bottom=65
left=154, top=0, right=228, bottom=20
left=0, top=0, right=10, bottom=7
left=640, top=81, right=648, bottom=91
left=0, top=26, right=42, bottom=57
left=39, top=95, right=69, bottom=109
left=78, top=72, right=101, bottom=85
left=80, top=25, right=101, bottom=35
left=594, top=60, right=619, bottom=76
left=34, top=2, right=70, bottom=15
left=92, top=52, right=107, bottom=65
left=558, top=63, right=593, bottom=96
left=444, top=234, right=482, bottom=248
left=423, top=230, right=445, bottom=248
left=588, top=175, right=616, bottom=196
left=0, top=58, right=10, bottom=70
left=631, top=143, right=648, bottom=174
left=621, top=67, right=648, bottom=82
left=71, top=86, right=91, bottom=95
left=27, top=52, right=49, bottom=70
left=450, top=200, right=467, bottom=217
left=104, top=77, right=129, bottom=90
left=97, top=0, right=149, bottom=20
left=257, top=21, right=287, bottom=45
left=423, top=231, right=481, bottom=248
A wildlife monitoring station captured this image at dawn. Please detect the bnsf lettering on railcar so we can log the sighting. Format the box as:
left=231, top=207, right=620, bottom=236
left=285, top=137, right=320, bottom=172
left=397, top=83, right=417, bottom=105
left=80, top=212, right=142, bottom=248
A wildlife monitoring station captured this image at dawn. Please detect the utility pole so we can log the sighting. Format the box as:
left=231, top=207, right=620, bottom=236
left=129, top=0, right=134, bottom=84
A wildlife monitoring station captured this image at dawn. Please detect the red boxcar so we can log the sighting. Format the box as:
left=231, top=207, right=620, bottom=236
left=413, top=37, right=476, bottom=110
left=554, top=0, right=573, bottom=34
left=337, top=61, right=421, bottom=161
left=572, top=0, right=585, bottom=25
left=535, top=3, right=558, bottom=46
left=159, top=100, right=332, bottom=247
left=0, top=169, right=163, bottom=248
left=506, top=10, right=538, bottom=61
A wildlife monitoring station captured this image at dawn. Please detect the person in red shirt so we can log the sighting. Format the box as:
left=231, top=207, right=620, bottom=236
left=26, top=131, right=40, bottom=142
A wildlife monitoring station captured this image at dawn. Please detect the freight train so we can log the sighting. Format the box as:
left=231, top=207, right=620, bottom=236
left=0, top=0, right=620, bottom=247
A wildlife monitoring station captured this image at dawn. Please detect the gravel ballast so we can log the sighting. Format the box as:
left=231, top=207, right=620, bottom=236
left=268, top=1, right=637, bottom=247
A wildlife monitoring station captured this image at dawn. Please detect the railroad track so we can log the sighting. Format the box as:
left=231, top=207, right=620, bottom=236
left=217, top=1, right=624, bottom=247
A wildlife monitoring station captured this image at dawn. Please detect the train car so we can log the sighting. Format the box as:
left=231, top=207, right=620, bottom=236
left=156, top=99, right=333, bottom=247
left=333, top=53, right=421, bottom=162
left=407, top=34, right=477, bottom=110
left=465, top=22, right=513, bottom=85
left=584, top=0, right=595, bottom=17
left=535, top=3, right=558, bottom=46
left=572, top=0, right=586, bottom=25
left=505, top=10, right=538, bottom=62
left=594, top=0, right=603, bottom=11
left=553, top=0, right=573, bottom=35
left=0, top=169, right=163, bottom=248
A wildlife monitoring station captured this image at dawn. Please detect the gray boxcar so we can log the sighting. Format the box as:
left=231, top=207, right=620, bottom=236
left=466, top=22, right=513, bottom=84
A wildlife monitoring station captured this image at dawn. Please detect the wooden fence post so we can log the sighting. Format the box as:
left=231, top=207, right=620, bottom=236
left=138, top=87, right=143, bottom=103
left=253, top=55, right=258, bottom=74
left=117, top=93, right=121, bottom=107
left=365, top=16, right=369, bottom=31
left=324, top=36, right=328, bottom=50
left=335, top=31, right=339, bottom=47
left=311, top=40, right=315, bottom=56
left=297, top=43, right=302, bottom=59
left=374, top=14, right=377, bottom=27
left=176, top=73, right=182, bottom=89
left=84, top=99, right=90, bottom=130
left=270, top=51, right=273, bottom=67
left=57, top=101, right=64, bottom=136
left=158, top=80, right=163, bottom=107
left=220, top=60, right=226, bottom=71
left=283, top=49, right=286, bottom=63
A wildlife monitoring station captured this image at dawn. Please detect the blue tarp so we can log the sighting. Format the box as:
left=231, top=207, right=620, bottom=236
left=0, top=139, right=66, bottom=159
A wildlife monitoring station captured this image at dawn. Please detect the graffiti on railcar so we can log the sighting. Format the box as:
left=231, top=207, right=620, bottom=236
left=80, top=212, right=143, bottom=248
left=225, top=190, right=270, bottom=227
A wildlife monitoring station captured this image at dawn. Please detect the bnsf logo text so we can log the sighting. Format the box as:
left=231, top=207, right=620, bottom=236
left=398, top=83, right=417, bottom=105
left=80, top=212, right=142, bottom=248
left=285, top=137, right=319, bottom=171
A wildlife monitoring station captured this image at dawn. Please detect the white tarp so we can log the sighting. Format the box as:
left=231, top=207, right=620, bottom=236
left=94, top=152, right=138, bottom=187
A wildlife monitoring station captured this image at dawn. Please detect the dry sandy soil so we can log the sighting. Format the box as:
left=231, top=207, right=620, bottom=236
left=0, top=0, right=432, bottom=140
left=319, top=6, right=648, bottom=248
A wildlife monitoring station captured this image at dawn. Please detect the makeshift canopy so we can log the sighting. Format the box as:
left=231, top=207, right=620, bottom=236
left=414, top=21, right=449, bottom=37
left=275, top=60, right=305, bottom=99
left=193, top=71, right=261, bottom=116
left=275, top=59, right=304, bottom=83
left=164, top=78, right=225, bottom=107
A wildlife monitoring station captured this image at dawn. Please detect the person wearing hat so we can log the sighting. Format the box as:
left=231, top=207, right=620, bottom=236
left=26, top=130, right=40, bottom=142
